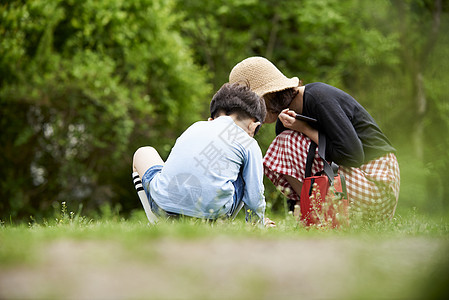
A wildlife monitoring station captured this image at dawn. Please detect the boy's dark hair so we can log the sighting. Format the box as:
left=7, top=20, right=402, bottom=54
left=263, top=87, right=299, bottom=115
left=210, top=83, right=266, bottom=123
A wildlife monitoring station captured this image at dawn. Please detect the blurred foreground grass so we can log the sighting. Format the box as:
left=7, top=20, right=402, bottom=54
left=1, top=207, right=448, bottom=299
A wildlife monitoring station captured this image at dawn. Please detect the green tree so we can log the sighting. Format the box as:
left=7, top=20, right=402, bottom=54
left=356, top=0, right=449, bottom=213
left=0, top=0, right=211, bottom=219
left=390, top=0, right=449, bottom=212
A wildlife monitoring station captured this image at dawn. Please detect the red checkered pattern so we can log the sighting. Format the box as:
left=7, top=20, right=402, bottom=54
left=264, top=130, right=400, bottom=219
left=263, top=130, right=324, bottom=201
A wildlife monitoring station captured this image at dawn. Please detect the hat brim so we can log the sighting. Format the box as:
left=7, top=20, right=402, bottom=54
left=253, top=77, right=300, bottom=97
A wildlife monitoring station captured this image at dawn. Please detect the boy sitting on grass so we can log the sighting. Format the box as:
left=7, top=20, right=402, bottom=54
left=132, top=83, right=274, bottom=226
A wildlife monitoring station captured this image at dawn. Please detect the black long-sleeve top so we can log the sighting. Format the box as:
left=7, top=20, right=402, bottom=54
left=275, top=82, right=395, bottom=167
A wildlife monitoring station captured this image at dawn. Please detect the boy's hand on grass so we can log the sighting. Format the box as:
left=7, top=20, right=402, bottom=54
left=264, top=217, right=276, bottom=228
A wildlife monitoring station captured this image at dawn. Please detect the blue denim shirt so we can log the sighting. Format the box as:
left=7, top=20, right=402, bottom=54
left=149, top=116, right=266, bottom=221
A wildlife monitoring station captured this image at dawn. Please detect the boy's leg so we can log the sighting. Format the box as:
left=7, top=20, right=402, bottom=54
left=133, top=146, right=165, bottom=177
left=132, top=172, right=158, bottom=224
left=132, top=147, right=165, bottom=224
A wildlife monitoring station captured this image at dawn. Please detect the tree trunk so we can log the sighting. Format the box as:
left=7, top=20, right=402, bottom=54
left=413, top=71, right=426, bottom=160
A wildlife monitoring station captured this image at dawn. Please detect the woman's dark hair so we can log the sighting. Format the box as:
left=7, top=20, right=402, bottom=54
left=263, top=87, right=299, bottom=115
left=210, top=83, right=266, bottom=123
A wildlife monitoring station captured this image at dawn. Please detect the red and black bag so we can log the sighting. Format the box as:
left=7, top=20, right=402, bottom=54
left=299, top=133, right=349, bottom=227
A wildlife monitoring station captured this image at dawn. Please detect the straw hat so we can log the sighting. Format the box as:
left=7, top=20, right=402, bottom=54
left=229, top=56, right=299, bottom=97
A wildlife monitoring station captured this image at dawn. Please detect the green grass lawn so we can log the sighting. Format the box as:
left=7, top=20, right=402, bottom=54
left=1, top=207, right=448, bottom=300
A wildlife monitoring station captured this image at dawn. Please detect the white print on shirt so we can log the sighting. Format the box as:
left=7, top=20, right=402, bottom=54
left=167, top=173, right=202, bottom=205
left=194, top=141, right=230, bottom=176
left=193, top=121, right=254, bottom=177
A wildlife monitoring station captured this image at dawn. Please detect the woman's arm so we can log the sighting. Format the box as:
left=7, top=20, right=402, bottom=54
left=278, top=108, right=364, bottom=166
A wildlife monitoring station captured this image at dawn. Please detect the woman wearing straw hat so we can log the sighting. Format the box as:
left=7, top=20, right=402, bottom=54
left=229, top=56, right=400, bottom=220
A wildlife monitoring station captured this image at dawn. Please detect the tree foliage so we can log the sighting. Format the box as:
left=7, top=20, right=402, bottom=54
left=0, top=0, right=211, bottom=219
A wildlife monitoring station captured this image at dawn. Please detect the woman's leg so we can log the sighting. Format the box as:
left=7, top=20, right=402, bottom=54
left=132, top=146, right=164, bottom=177
left=283, top=175, right=304, bottom=214
left=284, top=175, right=303, bottom=196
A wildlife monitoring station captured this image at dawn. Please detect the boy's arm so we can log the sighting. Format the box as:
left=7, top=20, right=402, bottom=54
left=241, top=144, right=266, bottom=223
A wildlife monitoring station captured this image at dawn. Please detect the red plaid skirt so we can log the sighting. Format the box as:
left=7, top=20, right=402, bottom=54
left=264, top=130, right=400, bottom=219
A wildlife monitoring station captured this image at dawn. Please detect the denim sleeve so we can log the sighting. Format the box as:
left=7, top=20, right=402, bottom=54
left=241, top=143, right=266, bottom=223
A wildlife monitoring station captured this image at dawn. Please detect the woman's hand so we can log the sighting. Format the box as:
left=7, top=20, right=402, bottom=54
left=279, top=109, right=306, bottom=132
left=279, top=108, right=319, bottom=144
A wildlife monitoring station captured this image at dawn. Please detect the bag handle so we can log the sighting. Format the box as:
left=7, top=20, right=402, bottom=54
left=304, top=132, right=338, bottom=184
